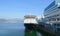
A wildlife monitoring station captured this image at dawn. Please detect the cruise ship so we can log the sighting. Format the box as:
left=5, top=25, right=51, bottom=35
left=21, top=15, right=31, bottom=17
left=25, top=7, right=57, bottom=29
left=24, top=15, right=38, bottom=31
left=43, top=0, right=60, bottom=35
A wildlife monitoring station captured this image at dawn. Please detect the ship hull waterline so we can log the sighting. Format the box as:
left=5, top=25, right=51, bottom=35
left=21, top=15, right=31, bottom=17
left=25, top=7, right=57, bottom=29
left=24, top=23, right=38, bottom=31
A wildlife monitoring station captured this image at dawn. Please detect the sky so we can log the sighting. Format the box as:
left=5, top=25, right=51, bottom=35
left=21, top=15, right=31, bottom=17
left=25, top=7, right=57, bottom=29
left=0, top=0, right=54, bottom=19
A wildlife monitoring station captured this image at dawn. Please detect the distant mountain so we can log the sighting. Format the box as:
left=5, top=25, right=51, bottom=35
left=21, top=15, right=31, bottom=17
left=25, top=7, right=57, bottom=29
left=0, top=18, right=24, bottom=23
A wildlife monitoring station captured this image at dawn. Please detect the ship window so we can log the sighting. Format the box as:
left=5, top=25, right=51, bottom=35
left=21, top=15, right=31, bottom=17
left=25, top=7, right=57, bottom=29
left=58, top=7, right=60, bottom=9
left=57, top=18, right=60, bottom=21
left=57, top=28, right=60, bottom=32
left=54, top=24, right=56, bottom=26
left=56, top=23, right=60, bottom=26
left=57, top=14, right=59, bottom=16
left=54, top=23, right=60, bottom=26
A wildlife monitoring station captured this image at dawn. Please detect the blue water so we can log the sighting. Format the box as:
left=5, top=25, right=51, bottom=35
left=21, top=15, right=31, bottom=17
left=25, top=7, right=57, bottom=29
left=0, top=23, right=25, bottom=36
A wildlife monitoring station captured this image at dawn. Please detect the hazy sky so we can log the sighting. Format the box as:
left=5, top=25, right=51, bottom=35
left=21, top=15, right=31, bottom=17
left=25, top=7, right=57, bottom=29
left=0, top=0, right=53, bottom=19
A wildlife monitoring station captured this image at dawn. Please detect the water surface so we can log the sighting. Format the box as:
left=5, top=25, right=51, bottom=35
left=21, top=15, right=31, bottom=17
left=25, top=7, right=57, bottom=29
left=0, top=23, right=44, bottom=36
left=0, top=23, right=24, bottom=36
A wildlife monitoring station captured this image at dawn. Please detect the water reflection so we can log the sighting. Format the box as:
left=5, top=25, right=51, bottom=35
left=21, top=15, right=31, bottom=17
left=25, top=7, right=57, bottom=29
left=0, top=23, right=54, bottom=36
left=24, top=28, right=37, bottom=36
